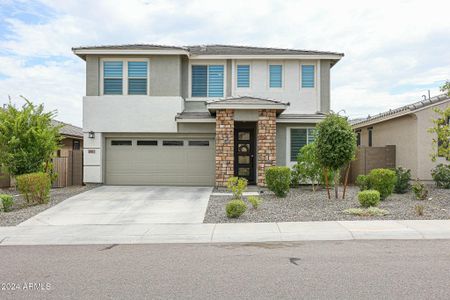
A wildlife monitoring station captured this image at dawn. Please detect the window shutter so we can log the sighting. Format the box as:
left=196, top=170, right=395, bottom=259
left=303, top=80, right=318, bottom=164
left=302, top=65, right=315, bottom=88
left=269, top=65, right=282, bottom=88
left=208, top=65, right=224, bottom=97
left=128, top=61, right=148, bottom=95
left=237, top=65, right=250, bottom=88
left=290, top=129, right=307, bottom=161
left=192, top=65, right=207, bottom=97
left=104, top=61, right=123, bottom=95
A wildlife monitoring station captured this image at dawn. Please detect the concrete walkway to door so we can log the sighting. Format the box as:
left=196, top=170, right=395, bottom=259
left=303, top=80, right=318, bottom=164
left=19, top=186, right=213, bottom=226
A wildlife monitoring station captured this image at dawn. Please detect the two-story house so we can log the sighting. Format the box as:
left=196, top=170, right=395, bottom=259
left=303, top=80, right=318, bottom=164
left=72, top=44, right=343, bottom=186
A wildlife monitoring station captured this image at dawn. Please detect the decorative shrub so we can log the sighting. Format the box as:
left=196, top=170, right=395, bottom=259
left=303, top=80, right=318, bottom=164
left=367, top=168, right=397, bottom=200
left=343, top=207, right=389, bottom=216
left=226, top=177, right=248, bottom=200
left=225, top=199, right=247, bottom=218
left=358, top=190, right=380, bottom=208
left=295, top=142, right=322, bottom=191
left=265, top=166, right=291, bottom=197
left=394, top=167, right=411, bottom=194
left=247, top=196, right=262, bottom=209
left=356, top=175, right=370, bottom=191
left=16, top=172, right=51, bottom=204
left=0, top=194, right=14, bottom=212
left=290, top=163, right=301, bottom=188
left=412, top=180, right=428, bottom=200
left=431, top=164, right=450, bottom=189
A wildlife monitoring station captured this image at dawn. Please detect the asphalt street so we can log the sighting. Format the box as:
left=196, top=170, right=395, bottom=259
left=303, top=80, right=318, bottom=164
left=1, top=240, right=450, bottom=299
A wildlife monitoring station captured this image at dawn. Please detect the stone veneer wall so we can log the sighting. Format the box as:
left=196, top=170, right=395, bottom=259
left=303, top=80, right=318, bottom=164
left=215, top=109, right=234, bottom=187
left=257, top=109, right=277, bottom=186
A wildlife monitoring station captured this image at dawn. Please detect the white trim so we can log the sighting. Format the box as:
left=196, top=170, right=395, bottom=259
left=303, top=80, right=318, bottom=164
left=100, top=57, right=150, bottom=96
left=208, top=103, right=288, bottom=110
left=188, top=60, right=227, bottom=99
left=286, top=126, right=316, bottom=166
left=276, top=117, right=325, bottom=123
left=74, top=49, right=188, bottom=56
left=190, top=54, right=343, bottom=60
left=268, top=61, right=284, bottom=90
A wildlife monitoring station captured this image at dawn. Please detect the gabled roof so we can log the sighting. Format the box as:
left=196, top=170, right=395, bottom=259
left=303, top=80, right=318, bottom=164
left=352, top=94, right=450, bottom=127
left=206, top=96, right=289, bottom=113
left=51, top=120, right=83, bottom=138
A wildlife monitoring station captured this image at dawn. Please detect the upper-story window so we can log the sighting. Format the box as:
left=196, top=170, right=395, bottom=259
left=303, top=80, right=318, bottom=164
left=301, top=65, right=315, bottom=88
left=237, top=65, right=250, bottom=88
left=269, top=65, right=282, bottom=88
left=191, top=65, right=224, bottom=97
left=102, top=59, right=148, bottom=95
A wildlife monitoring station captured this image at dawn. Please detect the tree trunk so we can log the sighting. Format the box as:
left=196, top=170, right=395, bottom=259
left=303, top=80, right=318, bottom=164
left=324, top=168, right=331, bottom=199
left=334, top=172, right=339, bottom=199
left=342, top=163, right=351, bottom=199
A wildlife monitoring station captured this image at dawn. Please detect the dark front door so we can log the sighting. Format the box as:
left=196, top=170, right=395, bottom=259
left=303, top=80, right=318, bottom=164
left=234, top=127, right=256, bottom=184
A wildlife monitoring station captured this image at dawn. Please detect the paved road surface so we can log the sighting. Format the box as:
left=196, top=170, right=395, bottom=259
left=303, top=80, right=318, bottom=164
left=1, top=240, right=450, bottom=299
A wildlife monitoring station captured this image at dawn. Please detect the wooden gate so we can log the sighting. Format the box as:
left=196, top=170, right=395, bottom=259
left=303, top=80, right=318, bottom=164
left=52, top=150, right=83, bottom=188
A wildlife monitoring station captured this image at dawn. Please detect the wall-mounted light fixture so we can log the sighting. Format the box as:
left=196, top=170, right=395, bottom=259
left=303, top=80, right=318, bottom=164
left=88, top=131, right=95, bottom=139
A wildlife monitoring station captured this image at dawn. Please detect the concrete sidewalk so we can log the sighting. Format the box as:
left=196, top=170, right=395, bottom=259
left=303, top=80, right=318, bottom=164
left=1, top=220, right=450, bottom=245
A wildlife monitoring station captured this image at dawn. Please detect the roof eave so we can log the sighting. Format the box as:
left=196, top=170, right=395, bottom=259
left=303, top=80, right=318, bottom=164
left=190, top=54, right=344, bottom=60
left=72, top=48, right=190, bottom=60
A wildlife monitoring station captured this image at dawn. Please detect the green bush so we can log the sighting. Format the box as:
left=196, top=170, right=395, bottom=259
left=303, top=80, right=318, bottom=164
left=367, top=168, right=397, bottom=200
left=358, top=190, right=380, bottom=208
left=0, top=194, right=14, bottom=212
left=394, top=167, right=411, bottom=194
left=265, top=166, right=291, bottom=197
left=295, top=142, right=322, bottom=191
left=290, top=163, right=301, bottom=188
left=431, top=164, right=450, bottom=189
left=226, top=177, right=248, bottom=200
left=247, top=196, right=262, bottom=209
left=356, top=175, right=370, bottom=191
left=412, top=180, right=428, bottom=200
left=16, top=172, right=51, bottom=204
left=226, top=199, right=247, bottom=218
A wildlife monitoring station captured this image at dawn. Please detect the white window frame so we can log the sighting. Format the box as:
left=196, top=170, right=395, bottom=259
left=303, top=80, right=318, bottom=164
left=236, top=62, right=252, bottom=89
left=286, top=126, right=316, bottom=166
left=300, top=63, right=316, bottom=89
left=100, top=57, right=150, bottom=96
left=188, top=60, right=227, bottom=100
left=267, top=61, right=284, bottom=90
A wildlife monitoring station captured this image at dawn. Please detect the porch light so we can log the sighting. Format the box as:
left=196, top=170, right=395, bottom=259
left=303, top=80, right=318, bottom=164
left=88, top=131, right=95, bottom=139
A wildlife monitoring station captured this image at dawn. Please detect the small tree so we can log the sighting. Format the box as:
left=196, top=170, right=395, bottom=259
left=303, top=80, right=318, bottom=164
left=428, top=106, right=450, bottom=161
left=0, top=98, right=61, bottom=176
left=316, top=113, right=357, bottom=199
left=295, top=142, right=322, bottom=192
left=440, top=80, right=450, bottom=96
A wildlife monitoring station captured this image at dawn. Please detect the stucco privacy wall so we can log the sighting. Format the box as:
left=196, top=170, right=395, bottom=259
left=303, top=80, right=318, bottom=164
left=85, top=55, right=183, bottom=97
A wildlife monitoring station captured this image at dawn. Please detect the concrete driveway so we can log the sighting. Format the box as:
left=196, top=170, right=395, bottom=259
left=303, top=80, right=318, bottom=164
left=19, top=186, right=213, bottom=226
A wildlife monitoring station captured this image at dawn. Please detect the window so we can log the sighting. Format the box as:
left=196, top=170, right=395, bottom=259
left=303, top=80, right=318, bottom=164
left=137, top=140, right=157, bottom=146
left=356, top=130, right=361, bottom=146
left=191, top=65, right=224, bottom=97
left=269, top=65, right=282, bottom=88
left=188, top=141, right=209, bottom=146
left=128, top=62, right=148, bottom=95
left=103, top=61, right=123, bottom=95
left=302, top=65, right=315, bottom=88
left=111, top=140, right=132, bottom=146
left=290, top=128, right=316, bottom=161
left=237, top=65, right=250, bottom=88
left=73, top=140, right=81, bottom=150
left=163, top=140, right=183, bottom=146
left=368, top=127, right=373, bottom=147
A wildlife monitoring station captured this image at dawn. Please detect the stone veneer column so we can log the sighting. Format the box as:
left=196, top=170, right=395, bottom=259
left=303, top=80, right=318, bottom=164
left=215, top=109, right=234, bottom=187
left=257, top=109, right=277, bottom=187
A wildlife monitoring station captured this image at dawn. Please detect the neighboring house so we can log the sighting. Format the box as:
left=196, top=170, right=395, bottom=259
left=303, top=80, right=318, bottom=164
left=52, top=120, right=84, bottom=157
left=352, top=94, right=450, bottom=181
left=72, top=44, right=344, bottom=186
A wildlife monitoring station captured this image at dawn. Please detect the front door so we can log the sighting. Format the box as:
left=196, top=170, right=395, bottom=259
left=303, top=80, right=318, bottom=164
left=234, top=128, right=256, bottom=184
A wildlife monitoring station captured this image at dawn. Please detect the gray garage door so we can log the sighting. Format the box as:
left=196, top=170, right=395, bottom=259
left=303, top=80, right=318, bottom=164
left=105, top=137, right=215, bottom=186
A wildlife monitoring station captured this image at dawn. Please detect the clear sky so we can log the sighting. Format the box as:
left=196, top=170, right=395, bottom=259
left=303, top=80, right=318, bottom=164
left=0, top=0, right=449, bottom=126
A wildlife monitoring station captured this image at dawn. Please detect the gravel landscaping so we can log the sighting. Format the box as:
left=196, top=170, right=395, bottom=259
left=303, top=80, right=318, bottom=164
left=0, top=185, right=99, bottom=226
left=204, top=185, right=450, bottom=223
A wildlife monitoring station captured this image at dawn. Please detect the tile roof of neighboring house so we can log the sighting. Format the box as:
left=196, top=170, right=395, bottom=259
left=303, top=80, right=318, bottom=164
left=352, top=94, right=450, bottom=127
left=51, top=120, right=83, bottom=138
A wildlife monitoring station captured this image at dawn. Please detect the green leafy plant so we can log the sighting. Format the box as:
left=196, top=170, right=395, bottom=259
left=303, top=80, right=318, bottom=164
left=265, top=166, right=291, bottom=197
left=247, top=196, right=262, bottom=209
left=226, top=177, right=248, bottom=200
left=16, top=172, right=51, bottom=205
left=356, top=175, right=370, bottom=191
left=394, top=167, right=411, bottom=194
left=358, top=190, right=380, bottom=208
left=315, top=113, right=357, bottom=199
left=412, top=180, right=428, bottom=200
left=343, top=207, right=389, bottom=217
left=367, top=168, right=397, bottom=200
left=428, top=105, right=449, bottom=161
left=415, top=205, right=424, bottom=216
left=0, top=99, right=61, bottom=176
left=290, top=164, right=301, bottom=188
left=225, top=199, right=247, bottom=218
left=431, top=164, right=450, bottom=189
left=0, top=194, right=14, bottom=212
left=295, top=142, right=322, bottom=192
